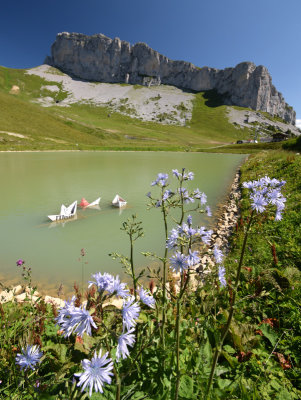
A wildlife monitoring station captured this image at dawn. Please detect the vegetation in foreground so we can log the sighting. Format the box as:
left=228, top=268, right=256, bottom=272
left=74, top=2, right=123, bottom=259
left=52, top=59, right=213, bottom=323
left=0, top=150, right=300, bottom=399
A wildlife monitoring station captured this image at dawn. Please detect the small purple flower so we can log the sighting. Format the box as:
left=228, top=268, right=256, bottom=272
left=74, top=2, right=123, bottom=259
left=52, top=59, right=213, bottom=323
left=184, top=171, right=194, bottom=181
left=213, top=245, right=224, bottom=265
left=198, top=227, right=212, bottom=245
left=146, top=192, right=152, bottom=198
left=172, top=169, right=181, bottom=179
left=251, top=193, right=268, bottom=213
left=88, top=272, right=114, bottom=292
left=243, top=176, right=286, bottom=220
left=187, top=250, right=200, bottom=267
left=162, top=189, right=174, bottom=201
left=16, top=259, right=25, bottom=266
left=15, top=345, right=43, bottom=371
left=116, top=329, right=136, bottom=361
left=178, top=188, right=195, bottom=204
left=137, top=287, right=155, bottom=308
left=275, top=211, right=283, bottom=221
left=187, top=226, right=197, bottom=237
left=170, top=252, right=189, bottom=274
left=218, top=266, right=227, bottom=288
left=187, top=215, right=192, bottom=226
left=206, top=206, right=212, bottom=217
left=166, top=228, right=180, bottom=249
left=56, top=301, right=97, bottom=338
left=108, top=276, right=129, bottom=298
left=122, top=297, right=140, bottom=331
left=74, top=350, right=113, bottom=397
left=151, top=173, right=169, bottom=187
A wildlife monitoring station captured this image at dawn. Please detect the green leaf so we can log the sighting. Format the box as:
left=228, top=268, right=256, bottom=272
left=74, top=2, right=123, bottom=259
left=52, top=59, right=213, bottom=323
left=223, top=345, right=236, bottom=354
left=259, top=323, right=278, bottom=346
left=217, top=378, right=232, bottom=390
left=178, top=375, right=194, bottom=398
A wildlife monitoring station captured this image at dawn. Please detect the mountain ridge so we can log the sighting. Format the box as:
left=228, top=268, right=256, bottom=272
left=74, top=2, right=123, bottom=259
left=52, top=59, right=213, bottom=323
left=45, top=32, right=296, bottom=124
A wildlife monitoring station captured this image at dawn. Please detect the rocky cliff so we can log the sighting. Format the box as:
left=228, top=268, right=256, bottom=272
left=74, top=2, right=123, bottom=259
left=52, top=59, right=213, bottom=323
left=45, top=32, right=296, bottom=124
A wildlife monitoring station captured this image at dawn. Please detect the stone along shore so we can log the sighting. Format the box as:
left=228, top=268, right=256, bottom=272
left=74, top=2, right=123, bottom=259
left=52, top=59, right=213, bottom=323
left=0, top=170, right=242, bottom=305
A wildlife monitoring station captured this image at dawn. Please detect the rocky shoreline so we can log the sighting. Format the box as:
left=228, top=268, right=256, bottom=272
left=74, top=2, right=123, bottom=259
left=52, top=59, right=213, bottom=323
left=197, top=169, right=242, bottom=274
left=0, top=170, right=243, bottom=305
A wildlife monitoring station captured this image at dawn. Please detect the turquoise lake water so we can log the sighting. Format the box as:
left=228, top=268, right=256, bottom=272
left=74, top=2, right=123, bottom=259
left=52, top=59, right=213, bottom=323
left=0, top=152, right=245, bottom=296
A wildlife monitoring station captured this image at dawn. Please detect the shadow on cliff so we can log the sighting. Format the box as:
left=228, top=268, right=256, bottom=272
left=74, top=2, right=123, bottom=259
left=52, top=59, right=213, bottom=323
left=203, top=90, right=226, bottom=108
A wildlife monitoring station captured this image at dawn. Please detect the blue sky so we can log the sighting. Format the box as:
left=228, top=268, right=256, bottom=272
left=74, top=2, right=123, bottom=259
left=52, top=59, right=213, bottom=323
left=1, top=0, right=300, bottom=123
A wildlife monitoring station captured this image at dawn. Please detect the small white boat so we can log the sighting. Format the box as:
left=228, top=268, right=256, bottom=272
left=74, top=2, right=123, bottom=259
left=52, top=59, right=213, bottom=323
left=112, top=194, right=127, bottom=208
left=80, top=197, right=101, bottom=208
left=48, top=200, right=77, bottom=222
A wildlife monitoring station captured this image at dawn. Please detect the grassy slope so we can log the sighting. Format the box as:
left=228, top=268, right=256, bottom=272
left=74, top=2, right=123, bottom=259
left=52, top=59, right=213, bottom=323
left=0, top=66, right=253, bottom=151
left=224, top=150, right=301, bottom=395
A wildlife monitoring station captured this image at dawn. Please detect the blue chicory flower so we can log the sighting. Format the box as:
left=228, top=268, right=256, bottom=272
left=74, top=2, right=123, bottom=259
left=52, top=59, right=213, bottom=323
left=218, top=266, right=227, bottom=288
left=169, top=252, right=189, bottom=274
left=15, top=345, right=43, bottom=371
left=116, top=329, right=136, bottom=362
left=206, top=206, right=212, bottom=217
left=213, top=245, right=224, bottom=265
left=122, top=297, right=140, bottom=331
left=187, top=249, right=200, bottom=267
left=74, top=350, right=113, bottom=397
left=88, top=272, right=114, bottom=292
left=137, top=287, right=156, bottom=308
left=56, top=300, right=97, bottom=338
left=151, top=173, right=169, bottom=187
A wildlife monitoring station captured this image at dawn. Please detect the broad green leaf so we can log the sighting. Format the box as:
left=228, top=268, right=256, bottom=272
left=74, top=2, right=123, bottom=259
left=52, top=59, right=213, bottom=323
left=259, top=323, right=278, bottom=346
left=178, top=375, right=194, bottom=398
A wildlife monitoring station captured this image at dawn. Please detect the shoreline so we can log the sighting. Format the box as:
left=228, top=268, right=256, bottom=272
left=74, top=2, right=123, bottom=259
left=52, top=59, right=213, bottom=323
left=196, top=167, right=242, bottom=275
left=0, top=167, right=244, bottom=305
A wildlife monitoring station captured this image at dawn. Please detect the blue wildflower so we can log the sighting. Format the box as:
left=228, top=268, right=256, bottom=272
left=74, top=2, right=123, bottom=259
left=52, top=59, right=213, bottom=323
left=162, top=189, right=174, bottom=201
left=218, top=266, right=227, bottom=288
left=172, top=169, right=181, bottom=179
left=137, top=287, right=156, bottom=309
left=187, top=250, right=200, bottom=267
left=198, top=227, right=212, bottom=245
left=122, top=297, right=140, bottom=331
left=251, top=193, right=268, bottom=213
left=108, top=276, right=129, bottom=298
left=15, top=345, right=43, bottom=371
left=206, top=206, right=212, bottom=216
left=88, top=272, right=114, bottom=292
left=166, top=228, right=180, bottom=249
left=184, top=171, right=194, bottom=181
left=170, top=252, right=189, bottom=274
left=56, top=301, right=97, bottom=338
left=67, top=306, right=97, bottom=338
left=116, top=329, right=136, bottom=362
left=178, top=188, right=195, bottom=204
left=74, top=350, right=113, bottom=397
left=151, top=173, right=169, bottom=187
left=213, top=245, right=224, bottom=264
left=187, top=215, right=192, bottom=226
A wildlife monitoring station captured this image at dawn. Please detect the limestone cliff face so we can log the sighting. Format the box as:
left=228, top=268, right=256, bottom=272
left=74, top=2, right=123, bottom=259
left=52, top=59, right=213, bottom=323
left=45, top=32, right=296, bottom=124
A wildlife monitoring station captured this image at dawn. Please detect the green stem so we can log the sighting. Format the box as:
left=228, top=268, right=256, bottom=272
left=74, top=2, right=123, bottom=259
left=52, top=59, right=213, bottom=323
left=205, top=211, right=254, bottom=398
left=104, top=336, right=121, bottom=400
left=130, top=236, right=137, bottom=302
left=161, top=200, right=168, bottom=349
left=174, top=298, right=181, bottom=400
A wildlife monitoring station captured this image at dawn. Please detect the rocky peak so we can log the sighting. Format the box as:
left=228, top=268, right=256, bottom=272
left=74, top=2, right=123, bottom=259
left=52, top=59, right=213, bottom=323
left=45, top=32, right=296, bottom=124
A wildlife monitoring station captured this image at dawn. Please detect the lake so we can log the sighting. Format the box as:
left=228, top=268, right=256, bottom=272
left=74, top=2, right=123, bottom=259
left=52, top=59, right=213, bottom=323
left=0, top=151, right=245, bottom=297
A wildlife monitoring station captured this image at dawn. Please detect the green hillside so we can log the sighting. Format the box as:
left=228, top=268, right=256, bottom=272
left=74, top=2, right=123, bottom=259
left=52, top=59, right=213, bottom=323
left=0, top=66, right=253, bottom=151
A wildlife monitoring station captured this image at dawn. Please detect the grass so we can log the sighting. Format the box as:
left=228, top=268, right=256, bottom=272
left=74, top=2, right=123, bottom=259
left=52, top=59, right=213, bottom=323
left=0, top=66, right=254, bottom=152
